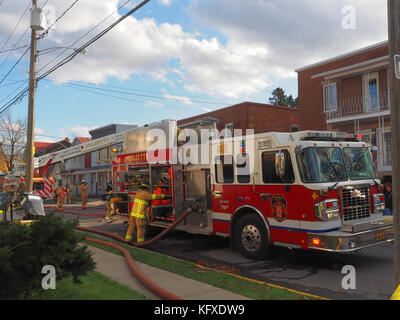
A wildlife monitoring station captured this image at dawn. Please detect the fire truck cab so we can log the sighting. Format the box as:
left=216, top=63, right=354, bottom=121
left=112, top=122, right=394, bottom=260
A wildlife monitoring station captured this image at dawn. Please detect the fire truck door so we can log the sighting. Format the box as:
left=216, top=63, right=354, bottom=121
left=258, top=150, right=301, bottom=239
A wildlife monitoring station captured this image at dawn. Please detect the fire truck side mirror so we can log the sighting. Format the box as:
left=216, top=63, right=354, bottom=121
left=275, top=151, right=286, bottom=178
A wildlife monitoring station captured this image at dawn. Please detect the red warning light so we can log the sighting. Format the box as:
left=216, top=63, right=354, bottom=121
left=311, top=238, right=321, bottom=246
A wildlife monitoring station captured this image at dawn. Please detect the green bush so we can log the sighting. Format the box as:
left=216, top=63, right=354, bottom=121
left=0, top=213, right=95, bottom=299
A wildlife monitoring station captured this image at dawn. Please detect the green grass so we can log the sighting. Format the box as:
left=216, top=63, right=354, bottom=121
left=79, top=232, right=323, bottom=300
left=31, top=271, right=149, bottom=300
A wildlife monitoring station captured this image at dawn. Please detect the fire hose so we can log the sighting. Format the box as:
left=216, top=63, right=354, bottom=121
left=73, top=208, right=193, bottom=300
left=76, top=208, right=193, bottom=247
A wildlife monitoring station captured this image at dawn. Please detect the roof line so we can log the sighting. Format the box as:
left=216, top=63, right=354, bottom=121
left=295, top=40, right=388, bottom=72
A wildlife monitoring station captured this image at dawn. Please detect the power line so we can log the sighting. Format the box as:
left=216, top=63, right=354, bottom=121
left=45, top=76, right=234, bottom=106
left=0, top=0, right=150, bottom=117
left=36, top=0, right=150, bottom=82
left=0, top=45, right=29, bottom=54
left=37, top=0, right=80, bottom=40
left=61, top=82, right=197, bottom=112
left=0, top=47, right=30, bottom=85
left=0, top=0, right=31, bottom=71
left=45, top=77, right=230, bottom=106
left=36, top=0, right=134, bottom=75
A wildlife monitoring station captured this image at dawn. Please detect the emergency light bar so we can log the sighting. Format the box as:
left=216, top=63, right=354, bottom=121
left=291, top=131, right=360, bottom=142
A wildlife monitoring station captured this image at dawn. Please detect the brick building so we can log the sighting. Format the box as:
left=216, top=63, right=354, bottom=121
left=178, top=101, right=299, bottom=135
left=296, top=41, right=391, bottom=177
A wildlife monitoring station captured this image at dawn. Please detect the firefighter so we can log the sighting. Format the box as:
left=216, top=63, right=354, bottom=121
left=16, top=182, right=24, bottom=209
left=124, top=183, right=168, bottom=243
left=382, top=176, right=392, bottom=216
left=55, top=182, right=65, bottom=211
left=80, top=180, right=88, bottom=209
left=176, top=127, right=188, bottom=147
left=102, top=181, right=114, bottom=222
left=6, top=184, right=16, bottom=214
left=65, top=183, right=72, bottom=204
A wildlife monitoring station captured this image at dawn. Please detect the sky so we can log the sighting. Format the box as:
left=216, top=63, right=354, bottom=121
left=0, top=0, right=388, bottom=142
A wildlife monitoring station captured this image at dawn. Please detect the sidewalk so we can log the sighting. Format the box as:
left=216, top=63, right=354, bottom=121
left=88, top=245, right=252, bottom=300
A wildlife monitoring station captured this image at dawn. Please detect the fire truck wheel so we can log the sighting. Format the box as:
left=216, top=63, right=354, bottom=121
left=235, top=214, right=272, bottom=260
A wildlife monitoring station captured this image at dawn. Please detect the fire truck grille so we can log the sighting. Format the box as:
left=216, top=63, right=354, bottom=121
left=340, top=185, right=370, bottom=221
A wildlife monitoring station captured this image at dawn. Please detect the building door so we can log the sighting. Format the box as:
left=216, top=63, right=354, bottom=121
left=363, top=72, right=380, bottom=112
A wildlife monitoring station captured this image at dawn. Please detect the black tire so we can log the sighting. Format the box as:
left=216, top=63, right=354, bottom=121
left=234, top=214, right=272, bottom=260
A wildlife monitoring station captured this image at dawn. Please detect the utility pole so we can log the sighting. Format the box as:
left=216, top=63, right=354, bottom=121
left=388, top=0, right=400, bottom=286
left=25, top=0, right=38, bottom=193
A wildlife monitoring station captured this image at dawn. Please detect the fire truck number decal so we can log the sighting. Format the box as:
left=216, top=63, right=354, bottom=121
left=271, top=195, right=287, bottom=223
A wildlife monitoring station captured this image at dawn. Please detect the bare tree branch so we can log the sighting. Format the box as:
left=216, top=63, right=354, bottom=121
left=0, top=112, right=27, bottom=174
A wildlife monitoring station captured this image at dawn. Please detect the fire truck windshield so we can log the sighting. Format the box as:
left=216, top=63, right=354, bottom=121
left=297, top=147, right=375, bottom=183
left=342, top=147, right=375, bottom=180
left=297, top=147, right=348, bottom=183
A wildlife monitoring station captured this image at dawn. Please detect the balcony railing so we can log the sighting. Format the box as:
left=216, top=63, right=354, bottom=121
left=326, top=91, right=389, bottom=120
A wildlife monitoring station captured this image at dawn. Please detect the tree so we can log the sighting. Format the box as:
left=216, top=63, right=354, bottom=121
left=269, top=87, right=298, bottom=108
left=0, top=214, right=95, bottom=299
left=0, top=112, right=27, bottom=174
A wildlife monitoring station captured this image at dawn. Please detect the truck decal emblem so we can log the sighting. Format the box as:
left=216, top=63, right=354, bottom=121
left=272, top=195, right=287, bottom=222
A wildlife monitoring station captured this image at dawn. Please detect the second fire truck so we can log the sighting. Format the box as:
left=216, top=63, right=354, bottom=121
left=111, top=121, right=394, bottom=259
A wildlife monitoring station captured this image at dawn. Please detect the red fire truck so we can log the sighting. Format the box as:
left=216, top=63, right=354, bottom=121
left=111, top=121, right=393, bottom=259
left=3, top=176, right=55, bottom=199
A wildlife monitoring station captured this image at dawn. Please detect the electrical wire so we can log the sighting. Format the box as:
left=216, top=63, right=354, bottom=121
left=36, top=0, right=134, bottom=75
left=36, top=0, right=150, bottom=82
left=46, top=78, right=229, bottom=106
left=0, top=45, right=29, bottom=54
left=0, top=0, right=31, bottom=71
left=37, top=0, right=80, bottom=40
left=0, top=47, right=30, bottom=85
left=0, top=0, right=149, bottom=117
left=60, top=82, right=197, bottom=112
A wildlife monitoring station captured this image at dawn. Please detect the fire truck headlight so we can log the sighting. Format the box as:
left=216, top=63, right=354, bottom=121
left=315, top=199, right=340, bottom=221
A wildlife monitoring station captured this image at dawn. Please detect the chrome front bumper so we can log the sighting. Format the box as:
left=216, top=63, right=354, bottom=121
left=307, top=216, right=394, bottom=253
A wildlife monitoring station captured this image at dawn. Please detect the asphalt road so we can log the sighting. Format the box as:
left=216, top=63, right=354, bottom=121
left=49, top=206, right=396, bottom=300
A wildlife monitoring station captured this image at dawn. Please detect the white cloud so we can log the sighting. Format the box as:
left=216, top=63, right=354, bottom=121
left=158, top=0, right=172, bottom=6
left=145, top=100, right=164, bottom=108
left=35, top=127, right=58, bottom=143
left=58, top=125, right=95, bottom=139
left=163, top=93, right=193, bottom=105
left=0, top=0, right=388, bottom=102
left=189, top=0, right=388, bottom=72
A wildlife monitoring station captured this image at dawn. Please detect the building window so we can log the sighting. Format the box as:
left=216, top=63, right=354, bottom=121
left=383, top=131, right=392, bottom=167
left=104, top=147, right=110, bottom=161
left=290, top=125, right=299, bottom=132
left=323, top=83, right=338, bottom=113
left=377, top=128, right=392, bottom=172
left=363, top=72, right=380, bottom=112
